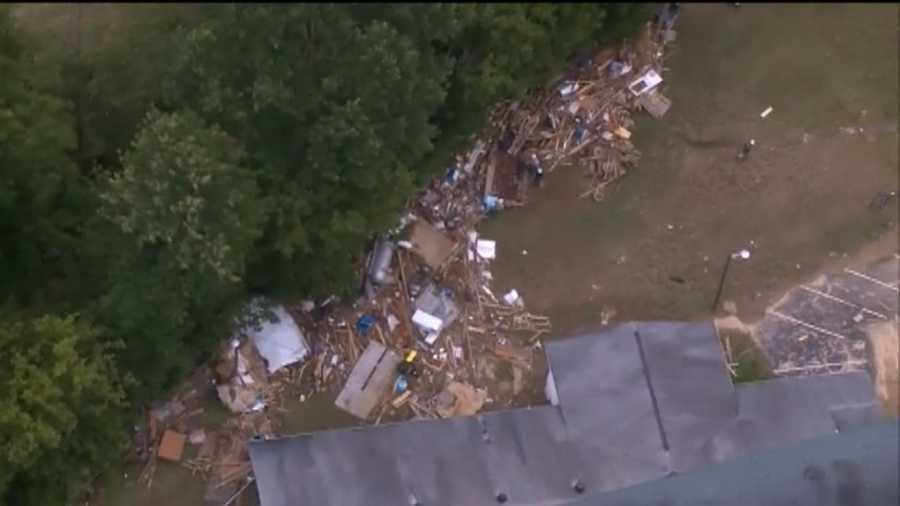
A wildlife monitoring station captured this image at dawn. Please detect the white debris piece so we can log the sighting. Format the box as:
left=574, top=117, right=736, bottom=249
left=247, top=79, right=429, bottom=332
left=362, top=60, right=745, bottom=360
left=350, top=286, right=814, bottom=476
left=424, top=331, right=441, bottom=346
left=467, top=230, right=478, bottom=244
left=760, top=106, right=773, bottom=118
left=503, top=289, right=522, bottom=306
left=628, top=69, right=663, bottom=97
left=476, top=239, right=497, bottom=260
left=243, top=303, right=310, bottom=374
left=559, top=82, right=578, bottom=97
left=387, top=314, right=400, bottom=333
left=412, top=309, right=444, bottom=333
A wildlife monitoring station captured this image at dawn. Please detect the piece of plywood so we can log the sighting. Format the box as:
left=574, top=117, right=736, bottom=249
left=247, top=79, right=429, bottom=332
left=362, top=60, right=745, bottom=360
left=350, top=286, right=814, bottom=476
left=484, top=149, right=526, bottom=202
left=639, top=91, right=672, bottom=119
left=407, top=221, right=458, bottom=272
left=158, top=430, right=187, bottom=462
left=335, top=341, right=402, bottom=419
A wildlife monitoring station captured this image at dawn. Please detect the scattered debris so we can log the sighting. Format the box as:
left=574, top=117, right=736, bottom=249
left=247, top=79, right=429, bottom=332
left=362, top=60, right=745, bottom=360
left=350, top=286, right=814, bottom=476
left=484, top=149, right=527, bottom=203
left=870, top=191, right=897, bottom=210
left=639, top=90, right=672, bottom=119
left=600, top=307, right=617, bottom=326
left=391, top=390, right=413, bottom=409
left=405, top=221, right=459, bottom=272
left=132, top=21, right=673, bottom=498
left=241, top=302, right=310, bottom=374
left=503, top=289, right=523, bottom=307
left=367, top=237, right=397, bottom=287
left=723, top=300, right=738, bottom=316
left=476, top=239, right=497, bottom=260
left=628, top=69, right=663, bottom=96
left=760, top=106, right=774, bottom=118
left=214, top=339, right=270, bottom=414
left=188, top=429, right=206, bottom=445
left=435, top=382, right=487, bottom=418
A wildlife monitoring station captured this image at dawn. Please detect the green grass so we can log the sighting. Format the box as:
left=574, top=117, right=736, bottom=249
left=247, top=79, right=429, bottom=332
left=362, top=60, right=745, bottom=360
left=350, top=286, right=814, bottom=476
left=479, top=4, right=898, bottom=334
left=96, top=449, right=206, bottom=506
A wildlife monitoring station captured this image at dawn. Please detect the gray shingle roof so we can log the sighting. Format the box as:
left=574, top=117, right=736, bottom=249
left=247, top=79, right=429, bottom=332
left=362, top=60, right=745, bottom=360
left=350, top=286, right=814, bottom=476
left=249, top=321, right=888, bottom=506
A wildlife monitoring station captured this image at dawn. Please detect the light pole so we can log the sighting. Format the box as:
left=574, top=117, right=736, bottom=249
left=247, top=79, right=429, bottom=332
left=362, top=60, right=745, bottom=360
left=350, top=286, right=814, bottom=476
left=711, top=248, right=751, bottom=312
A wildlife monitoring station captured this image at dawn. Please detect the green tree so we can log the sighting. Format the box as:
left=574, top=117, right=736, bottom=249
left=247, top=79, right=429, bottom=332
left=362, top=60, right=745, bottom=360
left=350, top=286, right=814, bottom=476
left=96, top=109, right=263, bottom=399
left=167, top=5, right=449, bottom=295
left=70, top=5, right=203, bottom=172
left=0, top=313, right=125, bottom=505
left=423, top=3, right=649, bottom=174
left=101, top=109, right=263, bottom=281
left=0, top=6, right=92, bottom=308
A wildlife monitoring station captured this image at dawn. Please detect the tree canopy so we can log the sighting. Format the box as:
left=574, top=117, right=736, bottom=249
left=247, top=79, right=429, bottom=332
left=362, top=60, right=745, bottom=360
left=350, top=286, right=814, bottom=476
left=0, top=313, right=124, bottom=505
left=0, top=7, right=89, bottom=308
left=96, top=108, right=263, bottom=399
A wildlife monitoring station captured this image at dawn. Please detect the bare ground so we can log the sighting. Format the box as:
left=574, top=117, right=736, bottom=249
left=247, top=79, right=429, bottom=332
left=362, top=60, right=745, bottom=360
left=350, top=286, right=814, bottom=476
left=481, top=123, right=898, bottom=336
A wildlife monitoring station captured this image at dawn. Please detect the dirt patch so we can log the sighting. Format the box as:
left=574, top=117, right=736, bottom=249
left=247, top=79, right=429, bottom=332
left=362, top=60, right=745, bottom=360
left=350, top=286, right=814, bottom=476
left=482, top=119, right=897, bottom=336
left=480, top=4, right=898, bottom=337
left=867, top=321, right=899, bottom=416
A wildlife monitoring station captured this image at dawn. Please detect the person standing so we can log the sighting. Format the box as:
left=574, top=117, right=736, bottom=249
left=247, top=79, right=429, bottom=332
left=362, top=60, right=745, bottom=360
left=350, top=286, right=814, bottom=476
left=737, top=139, right=755, bottom=160
left=531, top=154, right=544, bottom=187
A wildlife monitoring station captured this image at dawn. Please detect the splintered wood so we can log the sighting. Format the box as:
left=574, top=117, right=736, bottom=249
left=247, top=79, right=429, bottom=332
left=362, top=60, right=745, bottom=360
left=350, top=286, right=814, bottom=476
left=489, top=23, right=666, bottom=202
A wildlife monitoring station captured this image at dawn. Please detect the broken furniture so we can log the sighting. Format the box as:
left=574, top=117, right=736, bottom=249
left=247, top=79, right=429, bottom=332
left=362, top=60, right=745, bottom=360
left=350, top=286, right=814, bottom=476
left=335, top=341, right=402, bottom=419
left=628, top=69, right=663, bottom=97
left=412, top=283, right=460, bottom=345
left=483, top=149, right=526, bottom=203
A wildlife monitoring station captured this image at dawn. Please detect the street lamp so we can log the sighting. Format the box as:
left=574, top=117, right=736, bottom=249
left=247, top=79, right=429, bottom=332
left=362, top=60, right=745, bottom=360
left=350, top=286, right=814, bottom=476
left=711, top=248, right=751, bottom=312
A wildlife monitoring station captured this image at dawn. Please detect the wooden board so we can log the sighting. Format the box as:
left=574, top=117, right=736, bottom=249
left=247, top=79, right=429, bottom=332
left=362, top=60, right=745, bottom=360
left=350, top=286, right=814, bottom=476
left=639, top=91, right=672, bottom=119
left=335, top=341, right=402, bottom=419
left=407, top=221, right=458, bottom=272
left=158, top=430, right=187, bottom=462
left=484, top=149, right=526, bottom=202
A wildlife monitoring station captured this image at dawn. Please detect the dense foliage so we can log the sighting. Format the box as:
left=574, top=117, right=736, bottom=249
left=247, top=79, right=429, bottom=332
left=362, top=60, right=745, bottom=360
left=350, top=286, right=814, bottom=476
left=0, top=3, right=649, bottom=503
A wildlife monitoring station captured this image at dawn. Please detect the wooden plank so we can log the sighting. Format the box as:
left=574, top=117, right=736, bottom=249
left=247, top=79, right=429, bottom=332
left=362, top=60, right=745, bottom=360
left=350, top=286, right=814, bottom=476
left=334, top=341, right=402, bottom=419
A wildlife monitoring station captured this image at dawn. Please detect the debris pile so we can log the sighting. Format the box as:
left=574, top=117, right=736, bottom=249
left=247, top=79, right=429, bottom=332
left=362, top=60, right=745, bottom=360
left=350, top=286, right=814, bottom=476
left=293, top=224, right=552, bottom=424
left=486, top=31, right=669, bottom=202
left=136, top=384, right=207, bottom=490
left=126, top=19, right=673, bottom=503
left=270, top=20, right=671, bottom=424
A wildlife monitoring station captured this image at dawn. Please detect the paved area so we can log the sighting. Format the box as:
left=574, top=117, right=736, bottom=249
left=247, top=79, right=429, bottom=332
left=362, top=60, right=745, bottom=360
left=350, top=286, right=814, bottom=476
left=754, top=255, right=898, bottom=376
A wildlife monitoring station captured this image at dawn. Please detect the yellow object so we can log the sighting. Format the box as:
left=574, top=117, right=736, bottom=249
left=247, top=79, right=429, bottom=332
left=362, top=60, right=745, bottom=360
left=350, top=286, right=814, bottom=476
left=404, top=350, right=417, bottom=363
left=614, top=126, right=632, bottom=140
